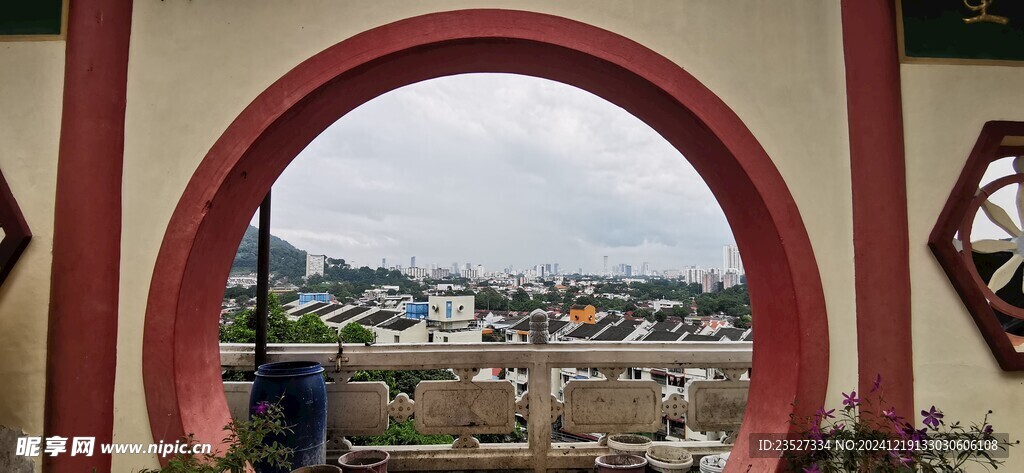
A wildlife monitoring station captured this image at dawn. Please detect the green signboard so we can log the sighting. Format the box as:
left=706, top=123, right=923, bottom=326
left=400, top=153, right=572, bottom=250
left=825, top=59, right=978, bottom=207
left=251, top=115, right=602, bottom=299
left=900, top=0, right=1024, bottom=63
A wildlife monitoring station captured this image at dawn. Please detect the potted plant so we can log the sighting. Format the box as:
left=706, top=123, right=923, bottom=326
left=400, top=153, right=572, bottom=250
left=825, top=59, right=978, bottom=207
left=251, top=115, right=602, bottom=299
left=784, top=375, right=1017, bottom=472
left=142, top=401, right=294, bottom=473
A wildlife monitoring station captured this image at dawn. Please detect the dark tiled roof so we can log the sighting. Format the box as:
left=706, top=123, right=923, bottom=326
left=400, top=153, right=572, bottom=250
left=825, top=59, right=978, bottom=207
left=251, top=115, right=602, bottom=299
left=498, top=316, right=527, bottom=327
left=741, top=330, right=754, bottom=341
left=675, top=323, right=702, bottom=334
left=565, top=323, right=604, bottom=339
left=325, top=306, right=372, bottom=324
left=642, top=330, right=684, bottom=342
left=380, top=318, right=421, bottom=331
left=652, top=321, right=680, bottom=332
left=293, top=302, right=329, bottom=316
left=715, top=327, right=748, bottom=341
left=509, top=318, right=570, bottom=333
left=547, top=320, right=569, bottom=334
left=509, top=318, right=532, bottom=331
left=682, top=333, right=723, bottom=342
left=359, top=310, right=399, bottom=326
left=593, top=324, right=636, bottom=341
left=311, top=304, right=343, bottom=316
left=570, top=304, right=589, bottom=310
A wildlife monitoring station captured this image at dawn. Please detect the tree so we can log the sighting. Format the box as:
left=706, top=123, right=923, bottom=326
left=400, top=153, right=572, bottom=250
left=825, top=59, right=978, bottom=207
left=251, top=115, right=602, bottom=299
left=634, top=308, right=653, bottom=321
left=290, top=314, right=338, bottom=343
left=339, top=322, right=375, bottom=344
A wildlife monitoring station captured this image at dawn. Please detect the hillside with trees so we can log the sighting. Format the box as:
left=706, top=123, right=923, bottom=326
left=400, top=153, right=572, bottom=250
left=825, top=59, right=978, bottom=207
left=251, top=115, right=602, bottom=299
left=230, top=225, right=307, bottom=282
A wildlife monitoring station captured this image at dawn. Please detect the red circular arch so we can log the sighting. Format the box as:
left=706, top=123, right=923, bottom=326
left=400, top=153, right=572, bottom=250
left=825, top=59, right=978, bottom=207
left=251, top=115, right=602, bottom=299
left=143, top=9, right=829, bottom=470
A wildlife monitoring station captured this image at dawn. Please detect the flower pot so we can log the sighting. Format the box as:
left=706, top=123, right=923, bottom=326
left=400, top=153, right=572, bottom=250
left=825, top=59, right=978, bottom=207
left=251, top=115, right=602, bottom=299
left=291, top=466, right=343, bottom=473
left=606, top=434, right=653, bottom=455
left=699, top=452, right=730, bottom=473
left=338, top=450, right=390, bottom=473
left=645, top=445, right=694, bottom=473
left=595, top=454, right=648, bottom=473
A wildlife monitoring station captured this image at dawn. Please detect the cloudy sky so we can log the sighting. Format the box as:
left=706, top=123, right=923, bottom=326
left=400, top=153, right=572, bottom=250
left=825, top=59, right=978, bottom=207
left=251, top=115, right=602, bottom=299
left=257, top=73, right=734, bottom=273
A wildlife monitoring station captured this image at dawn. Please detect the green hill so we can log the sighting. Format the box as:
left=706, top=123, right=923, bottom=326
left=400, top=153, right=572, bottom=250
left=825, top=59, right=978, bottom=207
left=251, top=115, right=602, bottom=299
left=231, top=225, right=307, bottom=282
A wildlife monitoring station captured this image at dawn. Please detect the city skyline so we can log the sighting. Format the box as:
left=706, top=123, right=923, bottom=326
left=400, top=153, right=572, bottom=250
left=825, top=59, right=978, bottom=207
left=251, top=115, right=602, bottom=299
left=253, top=73, right=735, bottom=272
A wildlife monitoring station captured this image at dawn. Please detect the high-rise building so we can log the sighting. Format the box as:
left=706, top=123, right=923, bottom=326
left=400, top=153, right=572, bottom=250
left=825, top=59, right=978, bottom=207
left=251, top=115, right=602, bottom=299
left=381, top=257, right=386, bottom=269
left=722, top=268, right=741, bottom=290
left=405, top=266, right=429, bottom=278
left=624, top=264, right=633, bottom=277
left=411, top=256, right=416, bottom=268
left=723, top=244, right=743, bottom=275
left=553, top=263, right=560, bottom=275
left=641, top=262, right=650, bottom=276
left=702, top=268, right=722, bottom=293
left=684, top=266, right=706, bottom=285
left=603, top=256, right=609, bottom=275
left=305, top=254, right=326, bottom=279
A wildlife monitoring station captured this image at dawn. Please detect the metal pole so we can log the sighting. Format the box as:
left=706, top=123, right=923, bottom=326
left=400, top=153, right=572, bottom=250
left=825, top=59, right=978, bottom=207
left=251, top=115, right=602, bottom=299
left=255, top=190, right=271, bottom=369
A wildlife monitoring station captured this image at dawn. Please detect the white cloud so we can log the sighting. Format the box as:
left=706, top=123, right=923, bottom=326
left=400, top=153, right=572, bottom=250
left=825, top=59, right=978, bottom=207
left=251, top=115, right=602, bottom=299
left=255, top=73, right=733, bottom=272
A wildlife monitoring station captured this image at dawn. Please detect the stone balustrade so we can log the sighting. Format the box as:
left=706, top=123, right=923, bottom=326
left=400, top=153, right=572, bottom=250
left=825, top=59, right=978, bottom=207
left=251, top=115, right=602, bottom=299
left=220, top=341, right=751, bottom=472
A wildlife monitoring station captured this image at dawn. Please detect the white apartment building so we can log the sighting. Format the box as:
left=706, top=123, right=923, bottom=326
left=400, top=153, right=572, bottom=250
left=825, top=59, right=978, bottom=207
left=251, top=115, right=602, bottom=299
left=723, top=244, right=744, bottom=275
left=305, top=254, right=326, bottom=278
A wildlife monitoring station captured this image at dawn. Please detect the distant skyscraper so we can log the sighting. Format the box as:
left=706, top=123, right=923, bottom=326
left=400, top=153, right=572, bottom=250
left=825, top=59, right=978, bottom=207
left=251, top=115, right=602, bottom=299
left=641, top=262, right=650, bottom=276
left=603, top=255, right=609, bottom=275
left=411, top=256, right=416, bottom=268
left=305, top=254, right=326, bottom=279
left=722, top=268, right=741, bottom=289
left=624, top=264, right=632, bottom=277
left=685, top=266, right=707, bottom=286
left=702, top=268, right=721, bottom=293
left=381, top=257, right=386, bottom=269
left=723, top=245, right=743, bottom=275
left=553, top=263, right=560, bottom=275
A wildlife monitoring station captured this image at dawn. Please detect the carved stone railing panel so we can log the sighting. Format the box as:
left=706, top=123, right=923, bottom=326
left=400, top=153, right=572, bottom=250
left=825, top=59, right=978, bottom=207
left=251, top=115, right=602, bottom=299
left=561, top=366, right=663, bottom=434
left=414, top=379, right=516, bottom=436
left=516, top=392, right=563, bottom=423
left=662, top=393, right=688, bottom=420
left=388, top=392, right=415, bottom=422
left=686, top=379, right=749, bottom=432
left=328, top=381, right=390, bottom=436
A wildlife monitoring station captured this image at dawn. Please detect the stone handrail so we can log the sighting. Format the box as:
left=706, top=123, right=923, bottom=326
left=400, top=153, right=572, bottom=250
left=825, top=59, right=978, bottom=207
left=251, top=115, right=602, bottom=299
left=220, top=341, right=752, bottom=472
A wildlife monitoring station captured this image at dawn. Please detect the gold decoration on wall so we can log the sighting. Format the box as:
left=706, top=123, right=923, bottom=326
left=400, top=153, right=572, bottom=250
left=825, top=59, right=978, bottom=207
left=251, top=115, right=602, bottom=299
left=963, top=0, right=1009, bottom=25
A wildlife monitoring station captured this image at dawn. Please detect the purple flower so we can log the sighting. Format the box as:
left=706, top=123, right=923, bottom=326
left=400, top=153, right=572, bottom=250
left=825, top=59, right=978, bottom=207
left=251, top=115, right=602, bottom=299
left=921, top=406, right=944, bottom=429
left=882, top=407, right=899, bottom=421
left=889, top=450, right=914, bottom=467
left=803, top=464, right=821, bottom=473
left=816, top=408, right=836, bottom=420
left=983, top=424, right=994, bottom=437
left=871, top=374, right=882, bottom=393
left=842, top=391, right=861, bottom=409
left=253, top=401, right=270, bottom=416
left=909, top=426, right=928, bottom=443
left=809, top=424, right=823, bottom=441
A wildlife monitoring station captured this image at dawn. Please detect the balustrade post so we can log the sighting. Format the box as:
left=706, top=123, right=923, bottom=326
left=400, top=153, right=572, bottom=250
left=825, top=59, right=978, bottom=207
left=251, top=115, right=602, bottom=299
left=526, top=358, right=552, bottom=473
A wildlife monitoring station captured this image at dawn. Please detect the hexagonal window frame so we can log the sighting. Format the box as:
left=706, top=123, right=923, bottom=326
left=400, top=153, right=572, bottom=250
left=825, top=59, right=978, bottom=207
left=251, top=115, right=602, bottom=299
left=0, top=168, right=31, bottom=287
left=930, top=121, right=1024, bottom=370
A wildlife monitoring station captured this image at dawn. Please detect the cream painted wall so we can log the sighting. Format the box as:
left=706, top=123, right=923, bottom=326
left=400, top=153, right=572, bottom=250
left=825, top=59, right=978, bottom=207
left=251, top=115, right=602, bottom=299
left=116, top=1, right=856, bottom=469
left=373, top=324, right=429, bottom=344
left=903, top=63, right=1024, bottom=471
left=0, top=41, right=63, bottom=457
